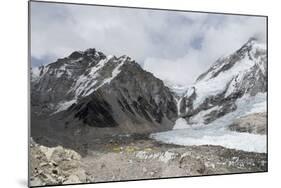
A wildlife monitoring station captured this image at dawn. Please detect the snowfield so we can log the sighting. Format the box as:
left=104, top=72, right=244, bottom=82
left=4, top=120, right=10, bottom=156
left=53, top=99, right=77, bottom=114
left=151, top=93, right=267, bottom=153
left=173, top=118, right=191, bottom=130
left=151, top=130, right=266, bottom=153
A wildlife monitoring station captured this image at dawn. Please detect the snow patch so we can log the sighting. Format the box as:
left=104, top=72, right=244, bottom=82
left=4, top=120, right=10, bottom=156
left=135, top=151, right=177, bottom=163
left=84, top=56, right=127, bottom=96
left=158, top=151, right=177, bottom=163
left=225, top=73, right=245, bottom=97
left=189, top=106, right=220, bottom=125
left=54, top=99, right=76, bottom=114
left=175, top=97, right=183, bottom=116
left=185, top=87, right=195, bottom=98
left=71, top=57, right=110, bottom=97
left=173, top=118, right=191, bottom=130
left=99, top=57, right=125, bottom=86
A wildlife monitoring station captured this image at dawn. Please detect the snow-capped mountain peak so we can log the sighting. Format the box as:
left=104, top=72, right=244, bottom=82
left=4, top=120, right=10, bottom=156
left=31, top=49, right=137, bottom=113
left=196, top=38, right=266, bottom=82
left=178, top=38, right=267, bottom=125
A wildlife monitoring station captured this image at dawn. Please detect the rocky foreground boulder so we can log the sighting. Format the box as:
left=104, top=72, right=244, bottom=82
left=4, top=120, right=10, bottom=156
left=29, top=139, right=87, bottom=186
left=30, top=133, right=267, bottom=186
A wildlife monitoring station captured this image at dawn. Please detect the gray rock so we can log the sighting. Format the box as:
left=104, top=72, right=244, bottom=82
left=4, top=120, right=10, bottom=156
left=179, top=155, right=206, bottom=175
left=29, top=141, right=87, bottom=187
left=64, top=174, right=81, bottom=184
left=229, top=113, right=267, bottom=134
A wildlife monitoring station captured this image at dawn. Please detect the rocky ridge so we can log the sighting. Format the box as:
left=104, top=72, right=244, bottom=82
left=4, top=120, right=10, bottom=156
left=31, top=48, right=177, bottom=139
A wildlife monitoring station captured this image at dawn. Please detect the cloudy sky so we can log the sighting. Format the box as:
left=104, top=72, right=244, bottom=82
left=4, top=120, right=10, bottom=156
left=30, top=1, right=266, bottom=85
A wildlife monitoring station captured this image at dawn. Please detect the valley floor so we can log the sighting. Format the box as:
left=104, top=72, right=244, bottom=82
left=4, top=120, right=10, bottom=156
left=30, top=134, right=267, bottom=186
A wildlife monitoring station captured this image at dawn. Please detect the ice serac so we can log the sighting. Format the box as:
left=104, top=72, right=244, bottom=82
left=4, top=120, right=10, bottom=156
left=179, top=38, right=267, bottom=125
left=31, top=48, right=178, bottom=138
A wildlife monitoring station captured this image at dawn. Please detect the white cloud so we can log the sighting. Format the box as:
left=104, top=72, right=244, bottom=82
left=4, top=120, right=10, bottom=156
left=143, top=15, right=266, bottom=85
left=30, top=2, right=266, bottom=86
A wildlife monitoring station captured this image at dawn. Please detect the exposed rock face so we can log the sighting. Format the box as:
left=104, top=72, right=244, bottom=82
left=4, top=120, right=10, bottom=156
left=178, top=38, right=267, bottom=125
left=31, top=49, right=177, bottom=139
left=229, top=113, right=267, bottom=135
left=68, top=58, right=177, bottom=130
left=29, top=139, right=87, bottom=187
left=31, top=49, right=106, bottom=109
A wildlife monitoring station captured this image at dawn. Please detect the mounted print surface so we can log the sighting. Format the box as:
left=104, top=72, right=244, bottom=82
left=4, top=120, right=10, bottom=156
left=29, top=1, right=268, bottom=187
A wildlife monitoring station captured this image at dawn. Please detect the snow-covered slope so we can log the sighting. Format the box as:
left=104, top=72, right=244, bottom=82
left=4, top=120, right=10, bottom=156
left=178, top=38, right=267, bottom=124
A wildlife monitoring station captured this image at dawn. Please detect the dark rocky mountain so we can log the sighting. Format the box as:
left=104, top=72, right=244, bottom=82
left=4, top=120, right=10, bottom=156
left=31, top=48, right=178, bottom=141
left=177, top=38, right=267, bottom=125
